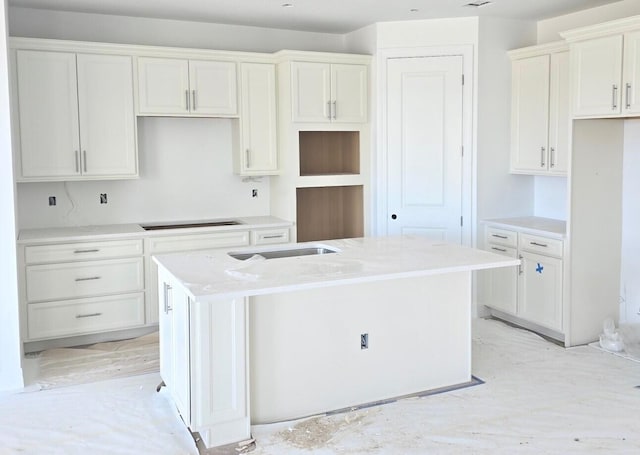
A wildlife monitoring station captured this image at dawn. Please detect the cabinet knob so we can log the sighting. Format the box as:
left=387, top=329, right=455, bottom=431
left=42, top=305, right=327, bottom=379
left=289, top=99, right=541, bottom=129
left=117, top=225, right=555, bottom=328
left=391, top=214, right=397, bottom=220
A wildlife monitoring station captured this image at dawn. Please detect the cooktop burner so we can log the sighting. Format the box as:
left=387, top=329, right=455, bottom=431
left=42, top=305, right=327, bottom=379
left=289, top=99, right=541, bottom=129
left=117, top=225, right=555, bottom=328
left=141, top=220, right=243, bottom=230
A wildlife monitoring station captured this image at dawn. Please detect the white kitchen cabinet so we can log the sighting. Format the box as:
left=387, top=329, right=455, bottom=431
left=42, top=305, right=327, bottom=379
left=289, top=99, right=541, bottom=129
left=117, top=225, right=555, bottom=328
left=291, top=62, right=367, bottom=123
left=483, top=222, right=565, bottom=339
left=137, top=57, right=237, bottom=116
left=234, top=63, right=278, bottom=175
left=509, top=43, right=569, bottom=175
left=622, top=30, right=640, bottom=114
left=15, top=50, right=137, bottom=180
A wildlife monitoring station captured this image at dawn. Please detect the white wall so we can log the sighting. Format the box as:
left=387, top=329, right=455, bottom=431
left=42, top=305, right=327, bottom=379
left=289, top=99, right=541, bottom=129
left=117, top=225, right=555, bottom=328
left=537, top=0, right=640, bottom=43
left=8, top=7, right=346, bottom=53
left=620, top=119, right=640, bottom=323
left=533, top=176, right=568, bottom=220
left=476, top=17, right=537, bottom=225
left=0, top=0, right=23, bottom=391
left=17, top=118, right=270, bottom=229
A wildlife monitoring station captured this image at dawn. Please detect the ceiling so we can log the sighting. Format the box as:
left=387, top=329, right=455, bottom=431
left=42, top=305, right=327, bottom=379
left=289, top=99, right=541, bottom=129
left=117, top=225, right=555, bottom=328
left=8, top=0, right=623, bottom=34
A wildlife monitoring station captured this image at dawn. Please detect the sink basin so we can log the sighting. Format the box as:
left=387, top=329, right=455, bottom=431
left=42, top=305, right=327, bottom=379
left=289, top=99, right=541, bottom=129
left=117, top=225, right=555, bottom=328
left=228, top=245, right=339, bottom=261
left=141, top=220, right=242, bottom=230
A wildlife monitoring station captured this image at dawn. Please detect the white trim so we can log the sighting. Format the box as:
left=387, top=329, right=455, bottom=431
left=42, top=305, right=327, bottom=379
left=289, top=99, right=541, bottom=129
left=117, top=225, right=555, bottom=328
left=375, top=45, right=474, bottom=246
left=561, top=14, right=640, bottom=42
left=507, top=41, right=569, bottom=60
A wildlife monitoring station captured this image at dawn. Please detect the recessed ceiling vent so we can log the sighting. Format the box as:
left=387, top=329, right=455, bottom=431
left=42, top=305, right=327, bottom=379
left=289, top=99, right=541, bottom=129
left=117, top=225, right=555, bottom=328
left=465, top=1, right=492, bottom=7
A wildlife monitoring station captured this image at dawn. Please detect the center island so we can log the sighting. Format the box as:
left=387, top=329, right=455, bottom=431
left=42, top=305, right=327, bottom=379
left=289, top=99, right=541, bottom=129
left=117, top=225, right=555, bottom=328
left=153, top=236, right=519, bottom=449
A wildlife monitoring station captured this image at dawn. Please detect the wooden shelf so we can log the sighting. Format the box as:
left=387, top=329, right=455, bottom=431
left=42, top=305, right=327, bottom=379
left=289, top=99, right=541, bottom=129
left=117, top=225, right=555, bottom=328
left=296, top=186, right=363, bottom=242
left=299, top=131, right=359, bottom=176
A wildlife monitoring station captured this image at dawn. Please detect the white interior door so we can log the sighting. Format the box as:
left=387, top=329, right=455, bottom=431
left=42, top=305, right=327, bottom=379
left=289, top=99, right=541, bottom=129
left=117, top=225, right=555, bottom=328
left=386, top=56, right=464, bottom=242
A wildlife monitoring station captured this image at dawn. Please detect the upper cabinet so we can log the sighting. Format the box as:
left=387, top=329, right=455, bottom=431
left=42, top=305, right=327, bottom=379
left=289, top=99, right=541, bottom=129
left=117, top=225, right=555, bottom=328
left=137, top=57, right=237, bottom=116
left=509, top=43, right=569, bottom=175
left=14, top=49, right=137, bottom=181
left=562, top=16, right=640, bottom=118
left=291, top=62, right=367, bottom=123
left=234, top=62, right=278, bottom=175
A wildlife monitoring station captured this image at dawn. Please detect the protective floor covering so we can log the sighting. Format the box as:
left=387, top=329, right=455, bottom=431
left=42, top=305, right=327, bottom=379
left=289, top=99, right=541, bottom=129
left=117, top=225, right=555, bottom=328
left=27, top=332, right=159, bottom=390
left=1, top=318, right=640, bottom=454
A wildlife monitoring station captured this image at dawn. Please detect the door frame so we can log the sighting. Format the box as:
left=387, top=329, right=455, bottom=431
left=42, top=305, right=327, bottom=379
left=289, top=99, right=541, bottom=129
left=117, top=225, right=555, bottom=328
left=376, top=46, right=474, bottom=246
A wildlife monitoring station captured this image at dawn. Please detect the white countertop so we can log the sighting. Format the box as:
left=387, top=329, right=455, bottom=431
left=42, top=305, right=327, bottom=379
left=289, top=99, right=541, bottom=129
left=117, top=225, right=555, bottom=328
left=482, top=216, right=566, bottom=238
left=17, top=216, right=292, bottom=244
left=154, top=236, right=520, bottom=302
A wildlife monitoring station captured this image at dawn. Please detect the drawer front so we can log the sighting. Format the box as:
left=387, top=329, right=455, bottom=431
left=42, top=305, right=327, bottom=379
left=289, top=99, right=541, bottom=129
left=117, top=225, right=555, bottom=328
left=519, top=233, right=563, bottom=258
left=486, top=244, right=518, bottom=258
left=26, top=257, right=144, bottom=303
left=27, top=292, right=145, bottom=340
left=25, top=239, right=143, bottom=264
left=148, top=231, right=250, bottom=254
left=485, top=226, right=517, bottom=247
left=251, top=228, right=290, bottom=245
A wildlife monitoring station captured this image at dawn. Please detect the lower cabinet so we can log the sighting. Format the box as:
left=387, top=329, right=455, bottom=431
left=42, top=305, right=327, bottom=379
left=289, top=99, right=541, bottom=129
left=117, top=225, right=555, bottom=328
left=483, top=224, right=564, bottom=336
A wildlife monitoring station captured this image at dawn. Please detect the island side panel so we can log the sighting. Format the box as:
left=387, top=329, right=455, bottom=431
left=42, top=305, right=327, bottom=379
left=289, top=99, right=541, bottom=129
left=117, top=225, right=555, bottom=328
left=249, top=271, right=472, bottom=424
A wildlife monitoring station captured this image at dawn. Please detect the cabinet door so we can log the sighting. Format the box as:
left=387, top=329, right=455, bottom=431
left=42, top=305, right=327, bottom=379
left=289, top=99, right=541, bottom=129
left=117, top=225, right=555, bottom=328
left=158, top=275, right=173, bottom=389
left=510, top=55, right=550, bottom=173
left=291, top=61, right=331, bottom=122
left=170, top=283, right=192, bottom=426
left=137, top=57, right=189, bottom=114
left=518, top=251, right=563, bottom=331
left=16, top=50, right=80, bottom=178
left=547, top=51, right=570, bottom=174
left=189, top=60, right=237, bottom=116
left=623, top=30, right=640, bottom=114
left=331, top=64, right=367, bottom=123
left=485, top=244, right=518, bottom=315
left=238, top=63, right=278, bottom=175
left=77, top=54, right=137, bottom=177
left=571, top=35, right=623, bottom=117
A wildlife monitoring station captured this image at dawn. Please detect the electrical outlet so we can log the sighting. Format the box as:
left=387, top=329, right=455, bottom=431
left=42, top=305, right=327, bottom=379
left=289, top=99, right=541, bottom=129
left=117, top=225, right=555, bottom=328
left=252, top=189, right=258, bottom=198
left=361, top=333, right=369, bottom=350
left=100, top=193, right=108, bottom=204
left=48, top=196, right=56, bottom=206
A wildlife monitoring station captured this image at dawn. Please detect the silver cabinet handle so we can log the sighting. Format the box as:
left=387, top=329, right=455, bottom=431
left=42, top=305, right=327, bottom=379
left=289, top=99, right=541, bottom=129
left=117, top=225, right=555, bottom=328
left=75, top=276, right=101, bottom=282
left=327, top=101, right=331, bottom=119
left=263, top=234, right=284, bottom=239
left=245, top=149, right=251, bottom=168
left=540, top=146, right=546, bottom=167
left=332, top=101, right=337, bottom=120
left=74, top=150, right=79, bottom=173
left=163, top=283, right=173, bottom=314
left=83, top=150, right=87, bottom=173
left=518, top=255, right=523, bottom=275
left=192, top=90, right=196, bottom=111
left=76, top=312, right=102, bottom=319
left=550, top=147, right=556, bottom=168
left=492, top=234, right=508, bottom=239
left=530, top=241, right=548, bottom=248
left=626, top=83, right=631, bottom=109
left=613, top=84, right=618, bottom=110
left=185, top=90, right=190, bottom=111
left=74, top=249, right=100, bottom=254
left=491, top=246, right=507, bottom=253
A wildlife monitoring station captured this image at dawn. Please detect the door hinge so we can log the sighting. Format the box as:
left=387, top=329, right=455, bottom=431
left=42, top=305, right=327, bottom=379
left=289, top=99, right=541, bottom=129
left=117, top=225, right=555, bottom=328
left=461, top=145, right=464, bottom=157
left=460, top=216, right=464, bottom=227
left=462, top=74, right=465, bottom=85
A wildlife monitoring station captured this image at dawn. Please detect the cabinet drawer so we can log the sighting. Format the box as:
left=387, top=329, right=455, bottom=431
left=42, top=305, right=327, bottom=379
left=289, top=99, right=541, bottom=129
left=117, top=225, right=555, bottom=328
left=251, top=228, right=290, bottom=245
left=25, top=239, right=143, bottom=264
left=485, top=227, right=517, bottom=247
left=519, top=234, right=563, bottom=258
left=27, top=292, right=145, bottom=340
left=148, top=231, right=250, bottom=254
left=486, top=244, right=518, bottom=258
left=26, top=257, right=144, bottom=303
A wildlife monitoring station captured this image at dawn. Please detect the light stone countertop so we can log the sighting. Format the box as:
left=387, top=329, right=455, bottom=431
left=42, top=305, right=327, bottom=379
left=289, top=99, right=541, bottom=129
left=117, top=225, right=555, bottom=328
left=482, top=216, right=566, bottom=238
left=154, top=236, right=520, bottom=302
left=17, top=216, right=293, bottom=244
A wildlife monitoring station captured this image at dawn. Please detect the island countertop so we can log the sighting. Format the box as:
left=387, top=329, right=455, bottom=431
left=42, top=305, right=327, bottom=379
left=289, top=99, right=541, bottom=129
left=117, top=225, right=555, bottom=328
left=153, top=236, right=519, bottom=302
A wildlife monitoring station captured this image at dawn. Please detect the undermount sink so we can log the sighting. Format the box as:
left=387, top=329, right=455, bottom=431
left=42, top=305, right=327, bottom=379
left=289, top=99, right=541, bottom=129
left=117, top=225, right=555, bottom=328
left=228, top=245, right=339, bottom=261
left=141, top=220, right=242, bottom=230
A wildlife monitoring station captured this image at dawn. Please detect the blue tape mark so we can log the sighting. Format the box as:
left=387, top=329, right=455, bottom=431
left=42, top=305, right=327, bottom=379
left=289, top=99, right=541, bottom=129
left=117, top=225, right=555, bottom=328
left=536, top=263, right=544, bottom=274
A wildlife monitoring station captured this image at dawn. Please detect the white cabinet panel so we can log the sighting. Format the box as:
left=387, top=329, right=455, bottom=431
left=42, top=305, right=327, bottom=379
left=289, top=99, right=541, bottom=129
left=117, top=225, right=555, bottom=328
left=77, top=54, right=137, bottom=177
left=332, top=64, right=368, bottom=123
left=16, top=50, right=80, bottom=178
left=548, top=51, right=570, bottom=174
left=27, top=293, right=145, bottom=340
left=251, top=228, right=290, bottom=245
left=571, top=35, right=623, bottom=117
left=236, top=62, right=278, bottom=175
left=291, top=62, right=331, bottom=122
left=518, top=251, right=563, bottom=331
left=486, top=245, right=518, bottom=315
left=623, top=30, right=640, bottom=115
left=25, top=239, right=143, bottom=264
left=189, top=60, right=237, bottom=115
left=137, top=57, right=189, bottom=114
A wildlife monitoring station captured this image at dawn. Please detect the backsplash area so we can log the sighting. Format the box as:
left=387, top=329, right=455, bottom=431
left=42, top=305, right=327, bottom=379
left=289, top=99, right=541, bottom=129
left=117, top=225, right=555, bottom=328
left=16, top=117, right=270, bottom=229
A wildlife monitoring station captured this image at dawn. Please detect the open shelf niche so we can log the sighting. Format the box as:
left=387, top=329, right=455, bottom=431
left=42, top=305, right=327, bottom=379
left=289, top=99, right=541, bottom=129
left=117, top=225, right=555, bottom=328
left=298, top=131, right=360, bottom=176
left=296, top=186, right=364, bottom=242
